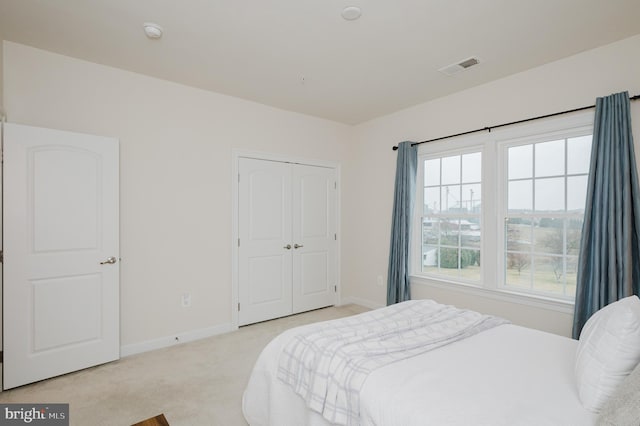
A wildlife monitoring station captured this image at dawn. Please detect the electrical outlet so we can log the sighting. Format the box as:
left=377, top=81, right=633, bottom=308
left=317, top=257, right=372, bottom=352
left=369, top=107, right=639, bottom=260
left=377, top=275, right=383, bottom=286
left=181, top=292, right=191, bottom=308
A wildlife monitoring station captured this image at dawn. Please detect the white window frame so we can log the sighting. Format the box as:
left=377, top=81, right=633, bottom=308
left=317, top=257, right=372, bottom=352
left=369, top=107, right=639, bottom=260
left=411, top=111, right=594, bottom=312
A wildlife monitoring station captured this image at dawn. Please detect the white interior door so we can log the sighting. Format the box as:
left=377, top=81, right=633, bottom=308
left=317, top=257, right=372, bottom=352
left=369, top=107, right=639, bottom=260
left=292, top=164, right=337, bottom=313
left=238, top=158, right=292, bottom=326
left=3, top=123, right=119, bottom=390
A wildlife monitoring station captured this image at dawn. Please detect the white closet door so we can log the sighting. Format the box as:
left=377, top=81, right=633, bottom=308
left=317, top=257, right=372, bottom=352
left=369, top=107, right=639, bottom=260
left=238, top=158, right=293, bottom=326
left=292, top=164, right=337, bottom=314
left=3, top=123, right=119, bottom=389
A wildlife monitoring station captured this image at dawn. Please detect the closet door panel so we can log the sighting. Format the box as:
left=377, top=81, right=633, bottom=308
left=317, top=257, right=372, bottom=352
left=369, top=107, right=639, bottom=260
left=238, top=158, right=293, bottom=325
left=292, top=164, right=337, bottom=313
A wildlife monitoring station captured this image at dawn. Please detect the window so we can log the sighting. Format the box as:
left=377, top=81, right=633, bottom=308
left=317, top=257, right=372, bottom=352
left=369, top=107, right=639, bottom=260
left=413, top=113, right=593, bottom=304
left=421, top=151, right=482, bottom=282
left=504, top=136, right=591, bottom=299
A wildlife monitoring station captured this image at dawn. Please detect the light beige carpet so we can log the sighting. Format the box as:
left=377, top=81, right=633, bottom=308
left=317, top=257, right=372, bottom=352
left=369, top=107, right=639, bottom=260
left=0, top=304, right=367, bottom=426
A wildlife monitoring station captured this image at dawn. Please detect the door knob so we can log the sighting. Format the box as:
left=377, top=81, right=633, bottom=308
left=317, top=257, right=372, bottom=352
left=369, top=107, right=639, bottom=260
left=294, top=244, right=304, bottom=249
left=100, top=256, right=117, bottom=265
left=283, top=244, right=292, bottom=250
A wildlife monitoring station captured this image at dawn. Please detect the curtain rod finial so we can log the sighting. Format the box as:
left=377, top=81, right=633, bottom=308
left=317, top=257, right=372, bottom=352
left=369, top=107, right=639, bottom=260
left=392, top=145, right=399, bottom=151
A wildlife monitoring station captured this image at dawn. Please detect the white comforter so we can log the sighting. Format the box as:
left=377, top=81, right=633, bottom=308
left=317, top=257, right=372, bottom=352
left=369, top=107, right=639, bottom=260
left=243, top=304, right=596, bottom=426
left=276, top=300, right=507, bottom=425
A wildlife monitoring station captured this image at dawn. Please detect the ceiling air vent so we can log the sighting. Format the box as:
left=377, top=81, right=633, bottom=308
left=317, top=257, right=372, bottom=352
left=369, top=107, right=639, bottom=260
left=438, top=56, right=480, bottom=76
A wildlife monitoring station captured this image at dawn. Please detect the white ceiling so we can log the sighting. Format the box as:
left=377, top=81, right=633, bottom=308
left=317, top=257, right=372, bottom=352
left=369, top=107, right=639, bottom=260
left=1, top=0, right=639, bottom=124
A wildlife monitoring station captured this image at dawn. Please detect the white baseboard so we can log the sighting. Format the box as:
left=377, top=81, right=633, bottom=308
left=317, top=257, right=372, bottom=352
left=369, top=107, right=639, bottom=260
left=339, top=296, right=384, bottom=310
left=120, top=322, right=233, bottom=357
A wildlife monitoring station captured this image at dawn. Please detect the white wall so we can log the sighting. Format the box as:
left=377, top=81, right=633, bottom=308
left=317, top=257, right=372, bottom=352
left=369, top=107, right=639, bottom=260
left=2, top=41, right=351, bottom=350
left=343, top=35, right=640, bottom=337
left=5, top=34, right=640, bottom=348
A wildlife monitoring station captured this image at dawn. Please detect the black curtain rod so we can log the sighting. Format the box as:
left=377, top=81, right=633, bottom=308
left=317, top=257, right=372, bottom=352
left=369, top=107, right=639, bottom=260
left=392, top=94, right=640, bottom=151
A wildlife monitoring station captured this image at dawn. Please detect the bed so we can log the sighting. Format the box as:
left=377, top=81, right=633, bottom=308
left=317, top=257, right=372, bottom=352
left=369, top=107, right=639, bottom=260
left=243, top=297, right=640, bottom=426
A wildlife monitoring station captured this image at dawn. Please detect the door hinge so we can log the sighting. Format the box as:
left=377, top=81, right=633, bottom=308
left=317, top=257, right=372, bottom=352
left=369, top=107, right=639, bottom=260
left=238, top=238, right=240, bottom=247
left=334, top=234, right=337, bottom=241
left=0, top=250, right=3, bottom=263
left=0, top=350, right=3, bottom=362
left=334, top=285, right=337, bottom=292
left=334, top=182, right=337, bottom=189
left=238, top=303, right=240, bottom=311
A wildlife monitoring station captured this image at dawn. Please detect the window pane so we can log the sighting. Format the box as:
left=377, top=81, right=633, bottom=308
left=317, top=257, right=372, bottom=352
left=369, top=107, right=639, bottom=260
left=439, top=247, right=460, bottom=270
left=533, top=255, right=565, bottom=295
left=424, top=187, right=441, bottom=214
left=441, top=155, right=461, bottom=185
left=460, top=220, right=481, bottom=249
left=422, top=245, right=438, bottom=273
left=566, top=220, right=583, bottom=256
left=568, top=136, right=592, bottom=174
left=567, top=175, right=588, bottom=212
left=437, top=264, right=461, bottom=278
left=535, top=140, right=565, bottom=177
left=506, top=251, right=531, bottom=289
left=535, top=177, right=564, bottom=212
left=565, top=256, right=578, bottom=297
left=442, top=185, right=461, bottom=213
left=461, top=249, right=481, bottom=281
left=439, top=219, right=459, bottom=246
left=461, top=183, right=481, bottom=213
left=423, top=233, right=481, bottom=281
left=425, top=159, right=440, bottom=186
left=506, top=221, right=532, bottom=252
left=534, top=220, right=564, bottom=255
left=437, top=248, right=481, bottom=279
left=423, top=218, right=439, bottom=245
left=508, top=145, right=532, bottom=179
left=462, top=152, right=482, bottom=183
left=508, top=180, right=532, bottom=212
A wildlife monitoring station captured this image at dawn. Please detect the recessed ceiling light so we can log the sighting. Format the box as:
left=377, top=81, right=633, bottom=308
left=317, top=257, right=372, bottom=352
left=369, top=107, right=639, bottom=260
left=341, top=6, right=362, bottom=21
left=143, top=23, right=163, bottom=39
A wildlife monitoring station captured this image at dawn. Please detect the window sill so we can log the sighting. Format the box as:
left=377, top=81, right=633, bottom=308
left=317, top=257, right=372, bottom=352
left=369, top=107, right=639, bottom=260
left=410, top=275, right=575, bottom=314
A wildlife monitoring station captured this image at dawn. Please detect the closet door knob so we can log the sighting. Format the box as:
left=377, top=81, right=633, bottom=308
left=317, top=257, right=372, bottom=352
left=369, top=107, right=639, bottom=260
left=294, top=244, right=304, bottom=249
left=283, top=244, right=292, bottom=250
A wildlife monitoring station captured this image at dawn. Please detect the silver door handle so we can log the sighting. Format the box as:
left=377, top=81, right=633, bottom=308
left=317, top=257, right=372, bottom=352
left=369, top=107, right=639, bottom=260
left=283, top=244, right=292, bottom=250
left=100, top=256, right=117, bottom=265
left=294, top=244, right=304, bottom=249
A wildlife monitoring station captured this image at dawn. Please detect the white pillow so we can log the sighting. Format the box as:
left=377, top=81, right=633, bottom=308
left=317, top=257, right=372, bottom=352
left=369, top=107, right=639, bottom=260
left=575, top=295, right=640, bottom=412
left=597, top=361, right=640, bottom=426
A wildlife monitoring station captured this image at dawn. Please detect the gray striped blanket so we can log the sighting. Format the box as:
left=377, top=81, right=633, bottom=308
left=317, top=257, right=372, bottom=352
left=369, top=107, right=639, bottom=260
left=277, top=299, right=508, bottom=426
